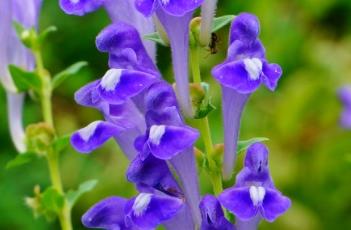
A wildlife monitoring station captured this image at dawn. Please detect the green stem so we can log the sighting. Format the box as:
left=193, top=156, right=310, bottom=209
left=34, top=49, right=72, bottom=230
left=190, top=45, right=223, bottom=195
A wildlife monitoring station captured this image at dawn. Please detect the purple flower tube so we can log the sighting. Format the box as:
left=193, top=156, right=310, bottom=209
left=212, top=13, right=282, bottom=180
left=135, top=0, right=204, bottom=117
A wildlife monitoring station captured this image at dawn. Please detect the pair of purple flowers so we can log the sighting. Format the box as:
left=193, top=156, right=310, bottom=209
left=60, top=0, right=290, bottom=229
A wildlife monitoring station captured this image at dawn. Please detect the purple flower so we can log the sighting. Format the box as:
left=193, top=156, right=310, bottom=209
left=0, top=0, right=41, bottom=152
left=127, top=154, right=182, bottom=196
left=59, top=0, right=156, bottom=57
left=199, top=195, right=234, bottom=230
left=338, top=86, right=351, bottom=129
left=135, top=0, right=204, bottom=117
left=82, top=193, right=184, bottom=229
left=74, top=18, right=203, bottom=228
left=218, top=143, right=290, bottom=228
left=211, top=13, right=283, bottom=180
left=96, top=22, right=159, bottom=77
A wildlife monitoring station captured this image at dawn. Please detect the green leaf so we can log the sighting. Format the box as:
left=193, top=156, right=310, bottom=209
left=38, top=26, right=57, bottom=43
left=144, top=32, right=168, bottom=46
left=52, top=61, right=88, bottom=89
left=212, top=15, right=235, bottom=33
left=8, top=65, right=41, bottom=92
left=5, top=152, right=37, bottom=169
left=53, top=135, right=71, bottom=153
left=66, top=180, right=98, bottom=208
left=237, top=137, right=269, bottom=154
left=41, top=187, right=64, bottom=214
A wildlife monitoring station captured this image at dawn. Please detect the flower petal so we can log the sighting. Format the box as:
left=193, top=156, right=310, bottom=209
left=261, top=188, right=291, bottom=222
left=144, top=82, right=178, bottom=112
left=96, top=22, right=159, bottom=75
left=59, top=0, right=104, bottom=16
left=71, top=121, right=121, bottom=153
left=262, top=62, right=282, bottom=91
left=125, top=193, right=183, bottom=229
left=98, top=69, right=157, bottom=104
left=199, top=195, right=234, bottom=230
left=159, top=0, right=204, bottom=17
left=218, top=187, right=258, bottom=221
left=227, top=39, right=265, bottom=62
left=135, top=0, right=157, bottom=17
left=127, top=154, right=181, bottom=196
left=229, top=13, right=260, bottom=43
left=74, top=80, right=102, bottom=109
left=82, top=196, right=129, bottom=229
left=212, top=60, right=261, bottom=94
left=340, top=109, right=351, bottom=129
left=147, top=125, right=199, bottom=160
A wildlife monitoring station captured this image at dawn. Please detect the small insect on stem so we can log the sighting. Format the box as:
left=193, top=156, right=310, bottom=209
left=208, top=32, right=219, bottom=55
left=204, top=33, right=220, bottom=58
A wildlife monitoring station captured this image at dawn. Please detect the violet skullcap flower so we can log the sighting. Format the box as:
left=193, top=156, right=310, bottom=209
left=199, top=195, right=234, bottom=230
left=96, top=22, right=159, bottom=76
left=59, top=0, right=105, bottom=16
left=338, top=86, right=351, bottom=129
left=211, top=13, right=283, bottom=180
left=218, top=143, right=291, bottom=223
left=98, top=68, right=157, bottom=104
left=135, top=0, right=204, bottom=17
left=212, top=13, right=282, bottom=94
left=71, top=120, right=123, bottom=153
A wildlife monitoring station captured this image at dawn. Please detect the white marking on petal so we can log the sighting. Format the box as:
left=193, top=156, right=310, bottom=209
left=243, top=58, right=262, bottom=81
left=70, top=0, right=80, bottom=4
left=100, top=69, right=123, bottom=91
left=160, top=0, right=170, bottom=5
left=249, top=186, right=265, bottom=206
left=149, top=125, right=166, bottom=145
left=133, top=193, right=152, bottom=216
left=79, top=121, right=101, bottom=141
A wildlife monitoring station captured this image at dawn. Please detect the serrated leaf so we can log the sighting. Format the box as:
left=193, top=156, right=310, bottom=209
left=52, top=61, right=87, bottom=89
left=53, top=135, right=71, bottom=153
left=5, top=152, right=37, bottom=169
left=8, top=65, right=41, bottom=92
left=66, top=180, right=98, bottom=208
left=38, top=26, right=57, bottom=43
left=212, top=15, right=235, bottom=33
left=237, top=137, right=269, bottom=153
left=41, top=187, right=64, bottom=214
left=144, top=32, right=168, bottom=46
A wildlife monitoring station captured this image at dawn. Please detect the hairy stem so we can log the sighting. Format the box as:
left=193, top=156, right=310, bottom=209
left=190, top=45, right=223, bottom=195
left=34, top=49, right=72, bottom=230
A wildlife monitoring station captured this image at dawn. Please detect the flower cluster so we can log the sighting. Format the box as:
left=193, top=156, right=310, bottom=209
left=60, top=1, right=291, bottom=229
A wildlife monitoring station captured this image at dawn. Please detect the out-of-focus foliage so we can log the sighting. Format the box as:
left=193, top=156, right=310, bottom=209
left=0, top=0, right=351, bottom=229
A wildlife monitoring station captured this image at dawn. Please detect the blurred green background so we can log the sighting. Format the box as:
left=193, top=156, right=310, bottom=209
left=1, top=0, right=351, bottom=229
